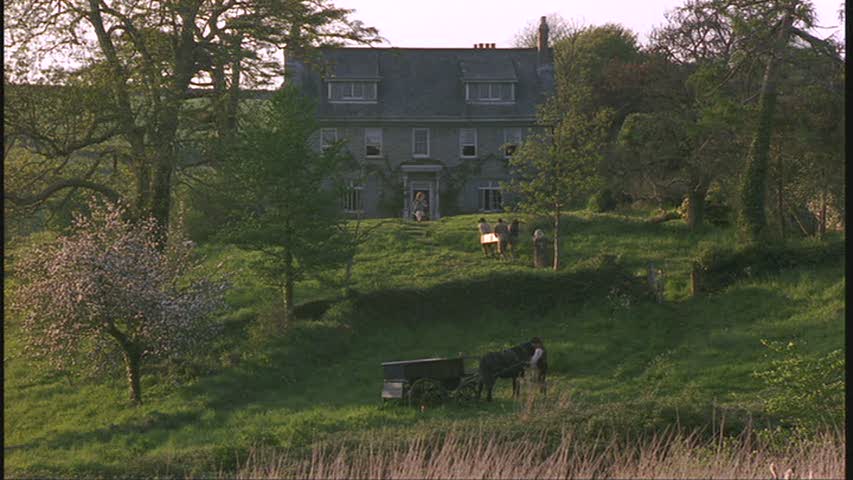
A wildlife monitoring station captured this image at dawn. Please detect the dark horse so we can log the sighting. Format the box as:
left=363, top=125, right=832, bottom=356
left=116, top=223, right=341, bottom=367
left=477, top=342, right=535, bottom=401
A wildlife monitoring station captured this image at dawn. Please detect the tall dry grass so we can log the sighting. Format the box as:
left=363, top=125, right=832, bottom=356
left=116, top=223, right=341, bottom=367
left=228, top=387, right=843, bottom=480
left=230, top=425, right=844, bottom=479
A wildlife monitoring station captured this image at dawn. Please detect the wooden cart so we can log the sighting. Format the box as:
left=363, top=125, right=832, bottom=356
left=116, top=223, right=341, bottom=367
left=381, top=356, right=480, bottom=406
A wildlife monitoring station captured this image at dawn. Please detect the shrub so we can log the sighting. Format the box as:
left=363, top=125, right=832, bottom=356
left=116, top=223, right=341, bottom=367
left=753, top=340, right=845, bottom=432
left=587, top=189, right=617, bottom=213
left=704, top=185, right=733, bottom=226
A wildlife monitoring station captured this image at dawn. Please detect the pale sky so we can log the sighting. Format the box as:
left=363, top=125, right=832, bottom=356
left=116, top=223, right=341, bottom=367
left=334, top=0, right=845, bottom=48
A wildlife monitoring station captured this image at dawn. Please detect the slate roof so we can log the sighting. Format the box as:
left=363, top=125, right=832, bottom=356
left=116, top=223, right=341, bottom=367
left=296, top=47, right=551, bottom=122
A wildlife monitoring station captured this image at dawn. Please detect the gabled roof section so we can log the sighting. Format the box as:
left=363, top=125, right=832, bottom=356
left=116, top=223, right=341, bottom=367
left=323, top=50, right=381, bottom=80
left=458, top=57, right=518, bottom=82
left=300, top=47, right=546, bottom=121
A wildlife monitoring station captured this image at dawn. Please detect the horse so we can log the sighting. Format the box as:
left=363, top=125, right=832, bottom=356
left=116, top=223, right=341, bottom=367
left=476, top=342, right=535, bottom=401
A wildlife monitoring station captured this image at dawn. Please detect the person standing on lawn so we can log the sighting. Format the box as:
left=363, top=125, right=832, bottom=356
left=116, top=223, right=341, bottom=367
left=477, top=217, right=494, bottom=257
left=507, top=218, right=523, bottom=259
left=493, top=218, right=509, bottom=259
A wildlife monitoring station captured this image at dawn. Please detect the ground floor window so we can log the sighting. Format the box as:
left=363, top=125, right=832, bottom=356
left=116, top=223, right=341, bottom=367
left=342, top=184, right=364, bottom=212
left=479, top=185, right=502, bottom=212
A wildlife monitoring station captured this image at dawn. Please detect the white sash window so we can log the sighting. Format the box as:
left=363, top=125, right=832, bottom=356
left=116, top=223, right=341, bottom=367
left=412, top=128, right=430, bottom=157
left=503, top=127, right=522, bottom=158
left=459, top=128, right=477, bottom=158
left=365, top=128, right=383, bottom=157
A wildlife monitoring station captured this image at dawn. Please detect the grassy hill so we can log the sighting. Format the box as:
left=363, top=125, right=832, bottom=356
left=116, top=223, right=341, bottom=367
left=4, top=210, right=845, bottom=477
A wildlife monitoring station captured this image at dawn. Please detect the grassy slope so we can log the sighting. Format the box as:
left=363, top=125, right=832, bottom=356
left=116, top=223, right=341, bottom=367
left=4, top=210, right=845, bottom=477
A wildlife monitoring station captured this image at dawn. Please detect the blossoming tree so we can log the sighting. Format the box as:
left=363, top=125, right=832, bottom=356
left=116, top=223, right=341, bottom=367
left=11, top=200, right=227, bottom=404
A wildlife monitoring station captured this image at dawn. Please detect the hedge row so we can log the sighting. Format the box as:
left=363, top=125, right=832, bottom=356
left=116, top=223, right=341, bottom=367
left=318, top=255, right=652, bottom=327
left=693, top=239, right=845, bottom=293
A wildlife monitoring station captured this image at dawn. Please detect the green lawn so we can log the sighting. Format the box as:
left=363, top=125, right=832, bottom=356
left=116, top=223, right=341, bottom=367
left=4, top=210, right=845, bottom=477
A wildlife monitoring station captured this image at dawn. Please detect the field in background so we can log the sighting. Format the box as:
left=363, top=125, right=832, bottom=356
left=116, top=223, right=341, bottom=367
left=4, top=209, right=845, bottom=477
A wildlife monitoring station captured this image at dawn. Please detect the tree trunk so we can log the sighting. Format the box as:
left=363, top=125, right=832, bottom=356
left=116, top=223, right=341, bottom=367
left=107, top=324, right=143, bottom=405
left=777, top=151, right=785, bottom=239
left=738, top=9, right=794, bottom=244
left=150, top=161, right=173, bottom=243
left=552, top=209, right=561, bottom=271
left=123, top=347, right=143, bottom=405
left=282, top=249, right=294, bottom=330
left=818, top=173, right=827, bottom=238
left=343, top=257, right=355, bottom=294
left=225, top=35, right=242, bottom=139
left=685, top=183, right=708, bottom=231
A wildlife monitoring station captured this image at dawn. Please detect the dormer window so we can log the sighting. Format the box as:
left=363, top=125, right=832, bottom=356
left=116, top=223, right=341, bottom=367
left=328, top=81, right=377, bottom=102
left=466, top=82, right=515, bottom=103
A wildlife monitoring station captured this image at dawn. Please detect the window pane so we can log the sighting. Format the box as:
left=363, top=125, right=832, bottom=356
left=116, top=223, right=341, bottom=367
left=342, top=186, right=363, bottom=211
left=462, top=145, right=476, bottom=157
left=506, top=127, right=522, bottom=143
left=321, top=128, right=337, bottom=151
left=413, top=129, right=428, bottom=155
left=352, top=82, right=363, bottom=97
left=367, top=83, right=377, bottom=100
left=501, top=83, right=513, bottom=100
left=365, top=128, right=381, bottom=144
left=479, top=188, right=502, bottom=211
left=478, top=83, right=490, bottom=99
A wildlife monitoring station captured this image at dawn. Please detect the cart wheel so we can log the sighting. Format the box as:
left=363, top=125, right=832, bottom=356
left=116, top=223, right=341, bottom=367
left=407, top=378, right=447, bottom=407
left=452, top=380, right=480, bottom=404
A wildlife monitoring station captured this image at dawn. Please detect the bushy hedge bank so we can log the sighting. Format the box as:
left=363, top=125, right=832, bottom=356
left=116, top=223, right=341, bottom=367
left=327, top=255, right=651, bottom=326
left=693, top=239, right=845, bottom=293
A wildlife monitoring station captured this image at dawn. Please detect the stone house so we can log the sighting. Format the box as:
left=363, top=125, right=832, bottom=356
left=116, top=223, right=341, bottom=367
left=285, top=17, right=554, bottom=219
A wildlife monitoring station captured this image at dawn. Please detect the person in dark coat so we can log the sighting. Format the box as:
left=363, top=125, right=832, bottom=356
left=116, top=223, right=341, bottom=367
left=507, top=219, right=523, bottom=259
left=493, top=218, right=509, bottom=259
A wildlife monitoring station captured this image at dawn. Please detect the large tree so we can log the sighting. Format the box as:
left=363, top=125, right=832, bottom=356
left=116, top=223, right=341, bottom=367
left=552, top=23, right=646, bottom=123
left=649, top=0, right=842, bottom=240
left=506, top=104, right=612, bottom=271
left=4, top=0, right=380, bottom=240
left=616, top=61, right=748, bottom=230
left=11, top=200, right=226, bottom=404
left=207, top=86, right=352, bottom=328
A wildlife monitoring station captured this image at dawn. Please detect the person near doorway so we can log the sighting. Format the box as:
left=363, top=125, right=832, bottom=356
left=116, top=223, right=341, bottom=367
left=413, top=191, right=428, bottom=222
left=493, top=218, right=509, bottom=259
left=478, top=217, right=493, bottom=257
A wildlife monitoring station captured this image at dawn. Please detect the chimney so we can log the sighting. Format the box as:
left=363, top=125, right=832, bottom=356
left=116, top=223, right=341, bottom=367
left=490, top=43, right=496, bottom=48
left=536, top=16, right=555, bottom=97
left=537, top=16, right=551, bottom=65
